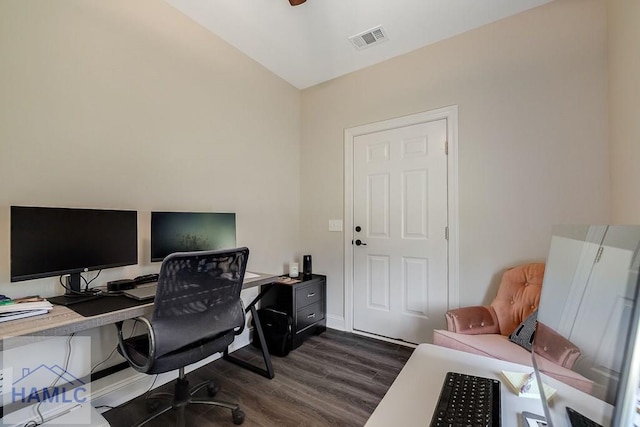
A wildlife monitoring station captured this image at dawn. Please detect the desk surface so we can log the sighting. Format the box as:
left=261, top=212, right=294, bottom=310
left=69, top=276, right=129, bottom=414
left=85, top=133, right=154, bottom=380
left=0, top=272, right=277, bottom=350
left=365, top=344, right=612, bottom=427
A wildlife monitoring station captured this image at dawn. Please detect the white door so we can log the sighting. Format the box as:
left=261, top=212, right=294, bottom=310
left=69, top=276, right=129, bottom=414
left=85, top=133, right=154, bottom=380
left=352, top=119, right=449, bottom=344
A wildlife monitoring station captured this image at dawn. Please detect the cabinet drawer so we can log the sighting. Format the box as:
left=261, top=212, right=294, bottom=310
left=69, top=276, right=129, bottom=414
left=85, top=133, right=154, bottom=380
left=295, top=281, right=323, bottom=308
left=296, top=301, right=324, bottom=332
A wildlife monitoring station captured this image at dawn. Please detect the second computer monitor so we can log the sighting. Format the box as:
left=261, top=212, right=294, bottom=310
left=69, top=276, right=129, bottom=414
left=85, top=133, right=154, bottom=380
left=150, top=211, right=236, bottom=262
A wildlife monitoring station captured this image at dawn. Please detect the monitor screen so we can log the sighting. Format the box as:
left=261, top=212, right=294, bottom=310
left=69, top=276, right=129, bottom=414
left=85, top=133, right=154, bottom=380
left=150, top=211, right=236, bottom=262
left=532, top=225, right=640, bottom=426
left=11, top=206, right=138, bottom=283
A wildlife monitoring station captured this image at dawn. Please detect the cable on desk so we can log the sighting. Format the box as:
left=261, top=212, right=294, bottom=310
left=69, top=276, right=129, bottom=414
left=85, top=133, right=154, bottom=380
left=81, top=270, right=102, bottom=291
left=58, top=275, right=101, bottom=297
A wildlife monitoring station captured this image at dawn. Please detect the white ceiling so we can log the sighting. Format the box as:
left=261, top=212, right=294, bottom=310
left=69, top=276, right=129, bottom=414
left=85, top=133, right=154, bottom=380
left=164, top=0, right=552, bottom=89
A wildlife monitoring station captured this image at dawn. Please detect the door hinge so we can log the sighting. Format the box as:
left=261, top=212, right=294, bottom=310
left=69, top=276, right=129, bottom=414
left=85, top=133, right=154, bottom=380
left=444, top=140, right=449, bottom=155
left=595, top=246, right=604, bottom=263
left=445, top=226, right=449, bottom=240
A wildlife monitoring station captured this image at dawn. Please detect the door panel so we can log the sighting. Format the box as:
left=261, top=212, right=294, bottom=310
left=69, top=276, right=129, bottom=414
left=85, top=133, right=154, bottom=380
left=403, top=256, right=428, bottom=316
left=368, top=174, right=389, bottom=237
left=353, top=119, right=448, bottom=344
left=368, top=255, right=390, bottom=310
left=403, top=170, right=428, bottom=239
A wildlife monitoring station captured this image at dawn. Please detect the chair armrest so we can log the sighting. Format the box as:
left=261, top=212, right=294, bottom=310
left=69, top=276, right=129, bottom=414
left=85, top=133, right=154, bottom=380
left=534, top=322, right=581, bottom=369
left=115, top=317, right=155, bottom=373
left=236, top=300, right=246, bottom=336
left=444, top=306, right=500, bottom=335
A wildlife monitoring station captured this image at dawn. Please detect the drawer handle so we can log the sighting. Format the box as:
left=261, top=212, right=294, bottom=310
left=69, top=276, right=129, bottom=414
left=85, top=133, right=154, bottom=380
left=307, top=313, right=316, bottom=319
left=307, top=292, right=316, bottom=298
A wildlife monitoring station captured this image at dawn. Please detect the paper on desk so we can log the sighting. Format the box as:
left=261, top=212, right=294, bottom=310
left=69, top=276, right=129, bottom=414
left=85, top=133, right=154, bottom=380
left=0, top=309, right=49, bottom=323
left=501, top=370, right=556, bottom=401
left=0, top=300, right=53, bottom=313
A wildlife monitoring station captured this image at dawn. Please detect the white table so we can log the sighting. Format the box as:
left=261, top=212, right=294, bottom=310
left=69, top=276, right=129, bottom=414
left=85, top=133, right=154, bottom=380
left=366, top=344, right=612, bottom=427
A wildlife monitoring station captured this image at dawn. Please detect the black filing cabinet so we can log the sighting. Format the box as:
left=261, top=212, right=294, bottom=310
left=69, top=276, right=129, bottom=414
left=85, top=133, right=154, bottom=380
left=261, top=274, right=326, bottom=350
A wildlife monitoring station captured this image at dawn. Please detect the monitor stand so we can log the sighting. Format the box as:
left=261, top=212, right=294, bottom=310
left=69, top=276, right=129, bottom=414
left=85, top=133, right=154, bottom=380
left=48, top=272, right=101, bottom=306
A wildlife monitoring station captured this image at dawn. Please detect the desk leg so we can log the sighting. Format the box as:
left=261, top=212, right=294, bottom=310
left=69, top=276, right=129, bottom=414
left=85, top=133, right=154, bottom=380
left=223, top=285, right=275, bottom=379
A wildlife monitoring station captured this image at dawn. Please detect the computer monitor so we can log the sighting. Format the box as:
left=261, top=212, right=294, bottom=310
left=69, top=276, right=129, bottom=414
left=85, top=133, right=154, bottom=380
left=532, top=225, right=640, bottom=426
left=150, top=211, right=236, bottom=262
left=11, top=206, right=138, bottom=293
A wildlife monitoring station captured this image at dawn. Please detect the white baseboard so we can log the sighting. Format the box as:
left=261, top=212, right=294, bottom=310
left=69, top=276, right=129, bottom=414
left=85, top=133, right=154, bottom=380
left=326, top=314, right=345, bottom=331
left=351, top=329, right=417, bottom=348
left=90, top=328, right=252, bottom=413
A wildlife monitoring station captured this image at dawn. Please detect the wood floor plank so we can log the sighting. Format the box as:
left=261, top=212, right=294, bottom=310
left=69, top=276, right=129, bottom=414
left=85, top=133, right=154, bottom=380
left=103, top=329, right=413, bottom=426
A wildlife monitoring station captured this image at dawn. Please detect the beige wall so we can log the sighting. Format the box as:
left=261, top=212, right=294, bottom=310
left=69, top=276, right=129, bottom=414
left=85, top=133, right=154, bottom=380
left=300, top=0, right=610, bottom=321
left=0, top=0, right=301, bottom=298
left=0, top=0, right=622, bottom=409
left=608, top=0, right=640, bottom=223
left=0, top=0, right=618, bottom=334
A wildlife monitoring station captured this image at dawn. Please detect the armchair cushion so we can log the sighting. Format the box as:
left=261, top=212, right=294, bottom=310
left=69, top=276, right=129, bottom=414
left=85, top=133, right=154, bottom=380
left=434, top=329, right=533, bottom=363
left=533, top=321, right=581, bottom=369
left=490, top=263, right=544, bottom=335
left=444, top=306, right=500, bottom=335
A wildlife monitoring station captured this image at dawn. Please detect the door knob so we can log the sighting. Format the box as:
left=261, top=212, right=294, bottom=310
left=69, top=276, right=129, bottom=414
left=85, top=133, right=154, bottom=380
left=354, top=239, right=367, bottom=246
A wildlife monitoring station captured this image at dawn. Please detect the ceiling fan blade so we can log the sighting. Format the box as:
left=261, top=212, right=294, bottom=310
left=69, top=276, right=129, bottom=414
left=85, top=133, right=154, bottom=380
left=289, top=0, right=307, bottom=5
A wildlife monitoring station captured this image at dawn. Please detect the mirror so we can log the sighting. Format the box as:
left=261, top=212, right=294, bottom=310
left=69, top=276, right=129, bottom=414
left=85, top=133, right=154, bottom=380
left=533, top=225, right=640, bottom=426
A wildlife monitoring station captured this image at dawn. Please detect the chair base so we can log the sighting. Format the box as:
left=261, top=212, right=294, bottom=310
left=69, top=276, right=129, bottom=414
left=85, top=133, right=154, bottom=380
left=133, top=368, right=244, bottom=427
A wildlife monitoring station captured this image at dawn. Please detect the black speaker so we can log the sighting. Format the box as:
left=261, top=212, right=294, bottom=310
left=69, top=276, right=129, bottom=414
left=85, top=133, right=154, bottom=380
left=302, top=255, right=312, bottom=278
left=251, top=307, right=292, bottom=357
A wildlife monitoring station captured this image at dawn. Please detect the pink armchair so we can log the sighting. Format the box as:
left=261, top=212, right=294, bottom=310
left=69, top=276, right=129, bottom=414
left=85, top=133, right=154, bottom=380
left=433, top=263, right=592, bottom=393
left=444, top=263, right=544, bottom=338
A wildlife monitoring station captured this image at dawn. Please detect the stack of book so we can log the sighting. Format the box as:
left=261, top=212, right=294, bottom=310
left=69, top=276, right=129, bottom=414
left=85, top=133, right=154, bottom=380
left=0, top=296, right=53, bottom=323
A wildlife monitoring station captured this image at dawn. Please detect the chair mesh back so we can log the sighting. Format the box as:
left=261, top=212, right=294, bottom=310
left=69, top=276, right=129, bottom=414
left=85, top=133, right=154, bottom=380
left=150, top=247, right=249, bottom=359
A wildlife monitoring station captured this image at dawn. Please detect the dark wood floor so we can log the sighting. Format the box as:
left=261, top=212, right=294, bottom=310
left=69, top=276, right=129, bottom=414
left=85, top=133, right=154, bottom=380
left=103, top=329, right=413, bottom=427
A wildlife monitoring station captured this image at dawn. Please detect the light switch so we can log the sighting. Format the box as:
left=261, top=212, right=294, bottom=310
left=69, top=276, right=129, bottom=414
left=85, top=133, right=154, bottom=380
left=329, top=220, right=343, bottom=232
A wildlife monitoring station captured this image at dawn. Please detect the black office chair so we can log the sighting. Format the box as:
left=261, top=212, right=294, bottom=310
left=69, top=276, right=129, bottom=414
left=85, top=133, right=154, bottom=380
left=116, top=248, right=249, bottom=427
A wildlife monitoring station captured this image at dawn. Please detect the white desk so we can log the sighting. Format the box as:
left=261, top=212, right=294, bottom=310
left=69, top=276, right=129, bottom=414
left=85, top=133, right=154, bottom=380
left=366, top=344, right=612, bottom=427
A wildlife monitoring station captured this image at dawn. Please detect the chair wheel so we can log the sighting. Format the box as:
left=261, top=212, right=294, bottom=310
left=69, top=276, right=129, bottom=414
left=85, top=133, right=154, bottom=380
left=232, top=408, right=245, bottom=425
left=146, top=399, right=161, bottom=413
left=206, top=382, right=220, bottom=397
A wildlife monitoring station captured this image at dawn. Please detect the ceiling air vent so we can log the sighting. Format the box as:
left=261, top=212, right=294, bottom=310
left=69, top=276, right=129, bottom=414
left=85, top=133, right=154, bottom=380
left=349, top=26, right=388, bottom=51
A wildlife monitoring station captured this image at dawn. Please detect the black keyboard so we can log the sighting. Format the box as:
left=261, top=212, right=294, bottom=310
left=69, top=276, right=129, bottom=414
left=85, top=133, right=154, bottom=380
left=134, top=273, right=159, bottom=284
left=430, top=371, right=501, bottom=427
left=566, top=407, right=603, bottom=427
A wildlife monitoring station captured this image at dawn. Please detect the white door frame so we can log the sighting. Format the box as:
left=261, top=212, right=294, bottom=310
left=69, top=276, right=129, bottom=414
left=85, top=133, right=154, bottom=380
left=343, top=106, right=459, bottom=337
